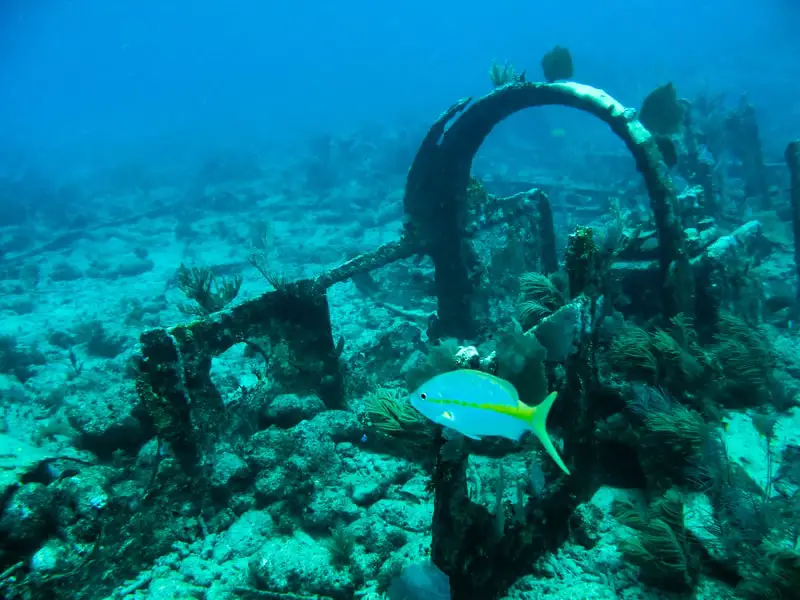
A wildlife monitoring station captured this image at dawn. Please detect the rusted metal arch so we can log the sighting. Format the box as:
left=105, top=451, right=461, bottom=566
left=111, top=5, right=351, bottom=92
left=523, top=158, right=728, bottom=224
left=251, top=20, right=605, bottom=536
left=404, top=81, right=694, bottom=338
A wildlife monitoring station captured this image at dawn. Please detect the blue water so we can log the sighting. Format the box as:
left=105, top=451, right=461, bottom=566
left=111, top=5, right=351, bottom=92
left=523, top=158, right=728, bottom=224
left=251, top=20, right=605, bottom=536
left=3, top=0, right=798, bottom=175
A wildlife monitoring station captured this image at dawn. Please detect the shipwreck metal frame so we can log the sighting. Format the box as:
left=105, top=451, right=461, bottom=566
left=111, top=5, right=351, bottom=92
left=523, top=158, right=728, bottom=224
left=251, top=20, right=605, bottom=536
left=787, top=140, right=800, bottom=300
left=135, top=80, right=694, bottom=471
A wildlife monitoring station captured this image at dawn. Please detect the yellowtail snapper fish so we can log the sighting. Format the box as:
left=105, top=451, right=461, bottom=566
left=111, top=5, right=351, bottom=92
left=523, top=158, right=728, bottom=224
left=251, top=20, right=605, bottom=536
left=410, top=369, right=570, bottom=475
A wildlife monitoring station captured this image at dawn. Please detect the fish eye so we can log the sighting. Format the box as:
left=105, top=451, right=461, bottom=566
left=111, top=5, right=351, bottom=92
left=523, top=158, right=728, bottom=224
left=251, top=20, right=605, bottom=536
left=420, top=392, right=427, bottom=400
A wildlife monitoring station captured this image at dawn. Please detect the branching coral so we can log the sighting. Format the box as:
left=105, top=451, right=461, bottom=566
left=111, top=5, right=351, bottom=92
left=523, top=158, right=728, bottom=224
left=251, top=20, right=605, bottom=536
left=737, top=538, right=800, bottom=599
left=610, top=325, right=660, bottom=383
left=642, top=403, right=708, bottom=455
left=176, top=263, right=242, bottom=316
left=517, top=272, right=566, bottom=330
left=489, top=60, right=524, bottom=87
left=710, top=313, right=774, bottom=408
left=613, top=489, right=699, bottom=592
left=364, top=387, right=428, bottom=437
left=325, top=525, right=357, bottom=570
left=626, top=384, right=713, bottom=489
left=610, top=315, right=710, bottom=399
left=649, top=327, right=705, bottom=393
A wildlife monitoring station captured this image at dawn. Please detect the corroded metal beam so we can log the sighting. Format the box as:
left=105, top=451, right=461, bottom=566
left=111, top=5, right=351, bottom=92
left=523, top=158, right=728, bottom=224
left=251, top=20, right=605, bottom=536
left=786, top=140, right=800, bottom=301
left=136, top=280, right=342, bottom=471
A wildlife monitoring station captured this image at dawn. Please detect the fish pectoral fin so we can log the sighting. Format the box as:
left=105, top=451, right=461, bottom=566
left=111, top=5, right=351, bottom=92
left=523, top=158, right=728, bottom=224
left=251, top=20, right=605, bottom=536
left=433, top=410, right=457, bottom=427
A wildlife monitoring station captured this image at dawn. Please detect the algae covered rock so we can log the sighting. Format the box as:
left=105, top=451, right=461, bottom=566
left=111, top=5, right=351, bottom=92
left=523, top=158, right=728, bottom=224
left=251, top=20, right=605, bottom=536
left=262, top=392, right=326, bottom=428
left=210, top=450, right=250, bottom=490
left=0, top=434, right=93, bottom=559
left=65, top=374, right=144, bottom=457
left=248, top=534, right=356, bottom=597
left=0, top=434, right=61, bottom=498
left=0, top=482, right=54, bottom=550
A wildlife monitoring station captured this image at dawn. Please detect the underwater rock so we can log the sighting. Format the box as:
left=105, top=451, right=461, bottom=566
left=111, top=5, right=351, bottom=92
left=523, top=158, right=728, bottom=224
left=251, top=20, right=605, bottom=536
left=0, top=482, right=54, bottom=551
left=54, top=466, right=113, bottom=540
left=569, top=502, right=606, bottom=549
left=249, top=535, right=356, bottom=597
left=304, top=409, right=363, bottom=443
left=0, top=434, right=64, bottom=499
left=229, top=491, right=257, bottom=516
left=215, top=509, right=275, bottom=561
left=129, top=573, right=202, bottom=600
left=179, top=554, right=221, bottom=587
left=66, top=382, right=144, bottom=458
left=262, top=392, right=326, bottom=428
left=254, top=468, right=288, bottom=504
left=345, top=454, right=413, bottom=508
left=369, top=497, right=432, bottom=535
left=210, top=451, right=249, bottom=490
left=49, top=260, right=83, bottom=282
left=247, top=428, right=293, bottom=471
left=349, top=477, right=385, bottom=508
left=112, top=257, right=155, bottom=278
left=29, top=539, right=65, bottom=575
left=305, top=487, right=360, bottom=532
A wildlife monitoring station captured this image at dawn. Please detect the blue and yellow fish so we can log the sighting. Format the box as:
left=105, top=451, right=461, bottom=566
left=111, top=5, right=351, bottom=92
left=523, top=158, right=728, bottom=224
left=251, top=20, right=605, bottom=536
left=410, top=369, right=570, bottom=475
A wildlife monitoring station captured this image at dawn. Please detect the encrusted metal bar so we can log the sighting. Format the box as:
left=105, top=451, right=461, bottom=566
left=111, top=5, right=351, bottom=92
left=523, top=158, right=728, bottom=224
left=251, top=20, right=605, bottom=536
left=136, top=281, right=342, bottom=469
left=786, top=140, right=800, bottom=301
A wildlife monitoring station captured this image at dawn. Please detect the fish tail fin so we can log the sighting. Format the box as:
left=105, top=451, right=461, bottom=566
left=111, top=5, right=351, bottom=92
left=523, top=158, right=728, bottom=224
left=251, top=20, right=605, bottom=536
left=529, top=392, right=570, bottom=475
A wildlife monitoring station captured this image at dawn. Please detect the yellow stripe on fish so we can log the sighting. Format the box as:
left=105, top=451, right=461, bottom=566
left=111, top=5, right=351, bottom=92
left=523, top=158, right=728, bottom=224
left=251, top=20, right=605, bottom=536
left=420, top=396, right=534, bottom=420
